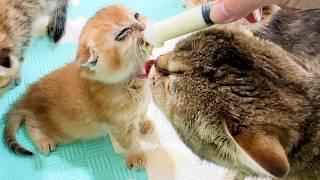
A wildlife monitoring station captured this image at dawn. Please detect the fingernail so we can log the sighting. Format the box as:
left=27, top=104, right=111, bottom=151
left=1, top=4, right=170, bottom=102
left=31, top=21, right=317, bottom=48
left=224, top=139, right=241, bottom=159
left=210, top=2, right=232, bottom=23
left=253, top=9, right=262, bottom=22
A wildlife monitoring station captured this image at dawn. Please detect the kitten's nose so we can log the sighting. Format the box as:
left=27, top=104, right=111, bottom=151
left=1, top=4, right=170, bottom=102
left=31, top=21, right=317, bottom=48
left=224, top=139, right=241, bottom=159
left=133, top=23, right=146, bottom=32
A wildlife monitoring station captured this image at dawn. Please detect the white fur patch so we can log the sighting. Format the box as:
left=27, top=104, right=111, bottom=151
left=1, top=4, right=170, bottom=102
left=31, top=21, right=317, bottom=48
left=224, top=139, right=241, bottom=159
left=32, top=16, right=50, bottom=36
left=98, top=60, right=135, bottom=84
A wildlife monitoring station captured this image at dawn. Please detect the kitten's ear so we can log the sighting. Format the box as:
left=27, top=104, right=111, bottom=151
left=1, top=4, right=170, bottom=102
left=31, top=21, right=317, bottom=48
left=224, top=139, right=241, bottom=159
left=78, top=46, right=98, bottom=72
left=226, top=126, right=289, bottom=178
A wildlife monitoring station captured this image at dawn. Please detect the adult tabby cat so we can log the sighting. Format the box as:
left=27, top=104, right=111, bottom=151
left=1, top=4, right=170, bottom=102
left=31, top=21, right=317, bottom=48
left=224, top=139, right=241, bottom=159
left=151, top=9, right=320, bottom=179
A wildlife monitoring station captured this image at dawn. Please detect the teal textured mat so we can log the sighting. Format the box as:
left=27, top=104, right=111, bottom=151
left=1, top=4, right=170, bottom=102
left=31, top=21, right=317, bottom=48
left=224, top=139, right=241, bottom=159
left=0, top=0, right=184, bottom=179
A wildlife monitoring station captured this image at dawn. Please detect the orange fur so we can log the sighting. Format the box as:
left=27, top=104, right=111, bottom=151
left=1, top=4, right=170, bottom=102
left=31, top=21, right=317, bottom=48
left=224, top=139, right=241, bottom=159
left=4, top=4, right=153, bottom=169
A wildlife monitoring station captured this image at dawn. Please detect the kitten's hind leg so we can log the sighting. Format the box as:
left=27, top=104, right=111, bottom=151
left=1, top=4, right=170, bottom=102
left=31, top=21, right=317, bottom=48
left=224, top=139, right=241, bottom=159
left=26, top=117, right=56, bottom=154
left=48, top=0, right=68, bottom=43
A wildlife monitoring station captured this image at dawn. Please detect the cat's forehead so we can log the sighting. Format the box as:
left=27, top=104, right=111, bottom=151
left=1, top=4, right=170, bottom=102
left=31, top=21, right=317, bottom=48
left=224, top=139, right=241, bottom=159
left=175, top=28, right=254, bottom=52
left=98, top=5, right=137, bottom=24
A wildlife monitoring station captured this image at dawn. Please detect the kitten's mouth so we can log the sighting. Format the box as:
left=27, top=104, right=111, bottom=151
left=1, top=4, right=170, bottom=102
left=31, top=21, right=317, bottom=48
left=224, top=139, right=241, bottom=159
left=137, top=60, right=156, bottom=79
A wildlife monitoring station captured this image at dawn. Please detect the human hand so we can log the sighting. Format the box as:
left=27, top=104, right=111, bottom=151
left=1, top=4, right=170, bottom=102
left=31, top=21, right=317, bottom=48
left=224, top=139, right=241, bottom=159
left=210, top=0, right=320, bottom=23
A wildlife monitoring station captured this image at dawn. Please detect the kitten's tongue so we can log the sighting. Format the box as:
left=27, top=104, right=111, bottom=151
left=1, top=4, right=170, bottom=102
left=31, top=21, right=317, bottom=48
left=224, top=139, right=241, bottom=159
left=137, top=60, right=156, bottom=79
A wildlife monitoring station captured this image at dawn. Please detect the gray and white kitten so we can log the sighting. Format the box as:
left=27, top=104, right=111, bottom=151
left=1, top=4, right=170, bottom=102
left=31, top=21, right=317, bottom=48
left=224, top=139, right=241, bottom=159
left=0, top=0, right=68, bottom=95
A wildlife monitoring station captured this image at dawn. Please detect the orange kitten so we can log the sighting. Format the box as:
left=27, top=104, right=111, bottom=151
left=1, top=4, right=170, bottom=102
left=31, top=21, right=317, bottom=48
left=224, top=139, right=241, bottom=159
left=3, top=4, right=153, bottom=169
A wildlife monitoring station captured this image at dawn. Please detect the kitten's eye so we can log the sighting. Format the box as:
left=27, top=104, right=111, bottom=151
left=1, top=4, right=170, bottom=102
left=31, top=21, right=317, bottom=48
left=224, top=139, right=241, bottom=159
left=134, top=13, right=140, bottom=20
left=115, top=27, right=131, bottom=41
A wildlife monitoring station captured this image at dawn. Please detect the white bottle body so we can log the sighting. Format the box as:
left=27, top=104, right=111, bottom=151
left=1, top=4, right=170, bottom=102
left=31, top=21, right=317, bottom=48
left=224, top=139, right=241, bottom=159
left=144, top=5, right=210, bottom=47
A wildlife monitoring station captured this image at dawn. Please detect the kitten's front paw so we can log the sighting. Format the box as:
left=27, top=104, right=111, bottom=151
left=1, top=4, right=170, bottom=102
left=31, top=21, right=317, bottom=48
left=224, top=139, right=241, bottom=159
left=125, top=151, right=147, bottom=169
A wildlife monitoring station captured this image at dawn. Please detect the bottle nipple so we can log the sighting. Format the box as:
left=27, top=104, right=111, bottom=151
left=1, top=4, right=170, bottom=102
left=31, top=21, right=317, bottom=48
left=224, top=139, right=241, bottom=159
left=144, top=4, right=214, bottom=47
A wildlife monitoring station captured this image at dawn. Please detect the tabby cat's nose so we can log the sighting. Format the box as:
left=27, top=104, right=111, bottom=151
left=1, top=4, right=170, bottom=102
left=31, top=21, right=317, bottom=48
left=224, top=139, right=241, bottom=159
left=155, top=55, right=168, bottom=71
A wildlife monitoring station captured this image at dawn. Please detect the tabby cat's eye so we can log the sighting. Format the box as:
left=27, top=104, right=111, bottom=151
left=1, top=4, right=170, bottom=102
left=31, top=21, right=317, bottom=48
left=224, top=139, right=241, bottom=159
left=134, top=13, right=140, bottom=20
left=115, top=27, right=131, bottom=41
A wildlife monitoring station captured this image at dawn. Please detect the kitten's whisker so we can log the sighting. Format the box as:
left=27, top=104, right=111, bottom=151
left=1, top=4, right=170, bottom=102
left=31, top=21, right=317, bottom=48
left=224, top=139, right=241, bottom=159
left=122, top=87, right=144, bottom=107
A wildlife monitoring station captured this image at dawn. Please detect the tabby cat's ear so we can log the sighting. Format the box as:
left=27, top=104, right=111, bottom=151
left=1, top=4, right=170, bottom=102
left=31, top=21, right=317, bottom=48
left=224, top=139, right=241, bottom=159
left=226, top=126, right=290, bottom=178
left=231, top=31, right=310, bottom=85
